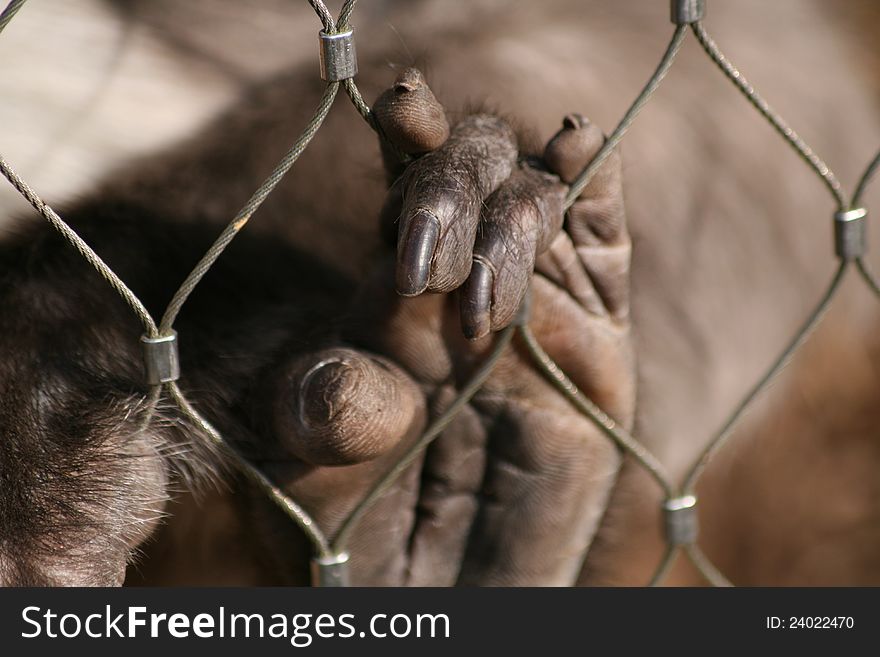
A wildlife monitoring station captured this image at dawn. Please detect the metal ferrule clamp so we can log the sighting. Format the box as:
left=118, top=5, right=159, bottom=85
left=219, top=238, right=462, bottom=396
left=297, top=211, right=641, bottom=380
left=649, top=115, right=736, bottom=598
left=311, top=552, right=351, bottom=587
left=664, top=495, right=699, bottom=545
left=319, top=28, right=358, bottom=82
left=141, top=331, right=180, bottom=385
left=834, top=207, right=867, bottom=260
left=671, top=0, right=705, bottom=24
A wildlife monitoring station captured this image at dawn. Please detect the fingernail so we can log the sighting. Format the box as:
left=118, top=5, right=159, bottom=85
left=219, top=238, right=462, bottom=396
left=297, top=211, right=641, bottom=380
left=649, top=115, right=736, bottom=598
left=563, top=113, right=588, bottom=130
left=393, top=67, right=424, bottom=93
left=461, top=260, right=493, bottom=340
left=297, top=358, right=348, bottom=429
left=397, top=209, right=440, bottom=296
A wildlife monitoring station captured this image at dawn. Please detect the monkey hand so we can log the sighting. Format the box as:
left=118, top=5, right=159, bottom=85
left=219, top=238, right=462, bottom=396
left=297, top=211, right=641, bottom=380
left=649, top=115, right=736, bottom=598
left=266, top=68, right=635, bottom=585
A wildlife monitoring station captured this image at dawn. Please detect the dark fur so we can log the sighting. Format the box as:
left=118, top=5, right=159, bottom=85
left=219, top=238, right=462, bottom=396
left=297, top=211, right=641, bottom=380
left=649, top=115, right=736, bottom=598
left=0, top=133, right=353, bottom=583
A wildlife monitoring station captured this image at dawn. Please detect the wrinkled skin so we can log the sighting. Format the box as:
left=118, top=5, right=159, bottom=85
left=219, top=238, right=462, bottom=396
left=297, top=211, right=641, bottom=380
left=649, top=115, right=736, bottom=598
left=1, top=0, right=880, bottom=586
left=247, top=74, right=636, bottom=586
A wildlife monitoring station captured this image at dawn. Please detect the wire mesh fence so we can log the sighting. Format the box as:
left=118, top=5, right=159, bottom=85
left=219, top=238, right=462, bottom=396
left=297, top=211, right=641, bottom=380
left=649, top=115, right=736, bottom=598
left=0, top=0, right=878, bottom=587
